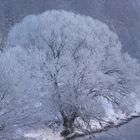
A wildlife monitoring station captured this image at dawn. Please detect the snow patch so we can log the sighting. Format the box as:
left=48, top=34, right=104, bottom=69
left=24, top=128, right=62, bottom=140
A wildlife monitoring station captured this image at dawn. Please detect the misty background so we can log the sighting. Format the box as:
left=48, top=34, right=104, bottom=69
left=0, top=0, right=140, bottom=58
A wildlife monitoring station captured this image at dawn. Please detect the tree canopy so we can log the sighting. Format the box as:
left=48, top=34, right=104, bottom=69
left=1, top=10, right=140, bottom=135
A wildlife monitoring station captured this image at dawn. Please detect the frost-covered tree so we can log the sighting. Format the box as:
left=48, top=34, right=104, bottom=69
left=0, top=34, right=6, bottom=52
left=0, top=48, right=44, bottom=132
left=7, top=10, right=140, bottom=135
left=0, top=49, right=27, bottom=129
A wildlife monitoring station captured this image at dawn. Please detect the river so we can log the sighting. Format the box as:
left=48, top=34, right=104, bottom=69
left=76, top=118, right=140, bottom=140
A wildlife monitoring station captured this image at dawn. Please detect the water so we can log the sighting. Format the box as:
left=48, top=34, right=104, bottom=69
left=76, top=118, right=140, bottom=140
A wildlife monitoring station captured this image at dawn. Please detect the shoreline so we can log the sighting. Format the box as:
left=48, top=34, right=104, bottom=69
left=64, top=113, right=140, bottom=140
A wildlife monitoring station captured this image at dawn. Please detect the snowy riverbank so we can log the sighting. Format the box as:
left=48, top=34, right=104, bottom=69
left=2, top=111, right=138, bottom=140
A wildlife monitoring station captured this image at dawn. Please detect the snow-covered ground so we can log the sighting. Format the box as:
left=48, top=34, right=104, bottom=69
left=0, top=103, right=139, bottom=140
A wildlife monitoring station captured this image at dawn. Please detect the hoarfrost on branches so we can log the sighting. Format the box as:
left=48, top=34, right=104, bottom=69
left=0, top=10, right=139, bottom=136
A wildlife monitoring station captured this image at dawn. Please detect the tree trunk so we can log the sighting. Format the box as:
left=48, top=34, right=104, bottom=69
left=60, top=112, right=76, bottom=137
